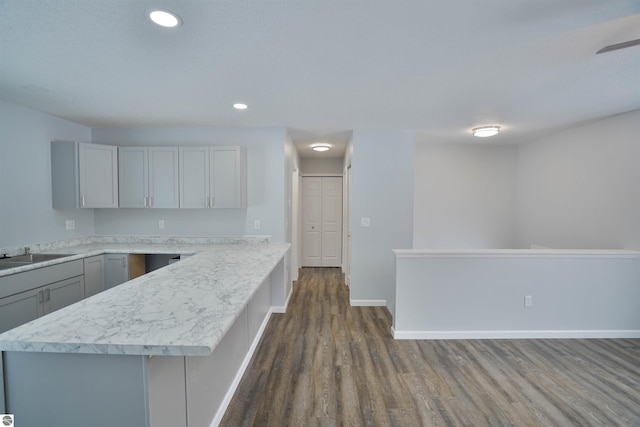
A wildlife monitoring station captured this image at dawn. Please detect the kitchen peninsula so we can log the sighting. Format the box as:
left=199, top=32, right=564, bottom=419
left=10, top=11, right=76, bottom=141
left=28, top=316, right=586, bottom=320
left=0, top=236, right=290, bottom=427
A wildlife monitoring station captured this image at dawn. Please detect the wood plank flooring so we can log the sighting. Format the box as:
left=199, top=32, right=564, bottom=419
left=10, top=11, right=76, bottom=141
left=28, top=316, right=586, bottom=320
left=220, top=267, right=640, bottom=426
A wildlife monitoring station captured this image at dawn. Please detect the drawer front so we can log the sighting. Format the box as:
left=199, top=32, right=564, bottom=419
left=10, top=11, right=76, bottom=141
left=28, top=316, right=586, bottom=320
left=0, top=260, right=84, bottom=299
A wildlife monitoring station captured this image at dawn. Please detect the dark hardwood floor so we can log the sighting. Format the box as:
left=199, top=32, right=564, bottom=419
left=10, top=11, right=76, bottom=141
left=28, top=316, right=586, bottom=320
left=220, top=267, right=640, bottom=426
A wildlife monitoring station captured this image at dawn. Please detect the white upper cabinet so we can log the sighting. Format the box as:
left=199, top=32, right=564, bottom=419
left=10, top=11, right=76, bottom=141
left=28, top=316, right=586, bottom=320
left=178, top=146, right=209, bottom=209
left=179, top=146, right=246, bottom=208
left=118, top=147, right=147, bottom=208
left=119, top=147, right=179, bottom=208
left=51, top=141, right=119, bottom=209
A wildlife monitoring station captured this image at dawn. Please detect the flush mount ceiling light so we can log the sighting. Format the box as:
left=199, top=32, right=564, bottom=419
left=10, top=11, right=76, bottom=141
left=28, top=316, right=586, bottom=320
left=148, top=9, right=181, bottom=28
left=233, top=103, right=248, bottom=110
left=312, top=143, right=331, bottom=152
left=472, top=126, right=501, bottom=138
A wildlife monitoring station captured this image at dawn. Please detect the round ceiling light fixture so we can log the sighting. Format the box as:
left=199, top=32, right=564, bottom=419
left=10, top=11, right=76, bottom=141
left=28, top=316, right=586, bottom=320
left=148, top=9, right=182, bottom=28
left=311, top=143, right=331, bottom=152
left=233, top=103, right=248, bottom=110
left=472, top=126, right=501, bottom=138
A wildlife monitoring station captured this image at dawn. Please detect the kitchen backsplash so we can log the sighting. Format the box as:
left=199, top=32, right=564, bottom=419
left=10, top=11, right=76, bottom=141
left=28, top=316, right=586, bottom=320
left=0, top=235, right=272, bottom=256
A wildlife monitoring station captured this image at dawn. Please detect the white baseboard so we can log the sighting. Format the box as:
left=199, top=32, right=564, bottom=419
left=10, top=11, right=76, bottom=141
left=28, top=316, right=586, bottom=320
left=350, top=299, right=387, bottom=306
left=392, top=329, right=640, bottom=340
left=272, top=286, right=293, bottom=314
left=211, top=308, right=275, bottom=427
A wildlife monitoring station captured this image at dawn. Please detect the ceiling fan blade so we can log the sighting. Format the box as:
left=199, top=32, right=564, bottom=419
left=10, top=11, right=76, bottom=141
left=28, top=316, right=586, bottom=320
left=596, top=38, right=640, bottom=54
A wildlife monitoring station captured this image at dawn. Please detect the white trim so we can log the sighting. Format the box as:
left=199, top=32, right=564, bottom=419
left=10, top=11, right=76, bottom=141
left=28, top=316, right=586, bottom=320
left=392, top=249, right=640, bottom=259
left=392, top=329, right=640, bottom=340
left=272, top=286, right=293, bottom=314
left=350, top=299, right=386, bottom=306
left=211, top=308, right=275, bottom=427
left=301, top=173, right=343, bottom=177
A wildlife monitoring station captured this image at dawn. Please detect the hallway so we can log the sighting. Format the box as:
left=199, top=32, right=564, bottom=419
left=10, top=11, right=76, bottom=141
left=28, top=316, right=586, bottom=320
left=220, top=267, right=640, bottom=426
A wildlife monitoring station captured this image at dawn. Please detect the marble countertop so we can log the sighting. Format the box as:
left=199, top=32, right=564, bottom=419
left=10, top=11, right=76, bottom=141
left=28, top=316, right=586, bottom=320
left=0, top=238, right=289, bottom=356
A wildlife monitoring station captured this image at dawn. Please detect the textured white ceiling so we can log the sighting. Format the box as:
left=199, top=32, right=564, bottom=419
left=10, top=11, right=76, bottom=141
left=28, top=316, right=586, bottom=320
left=1, top=1, right=639, bottom=156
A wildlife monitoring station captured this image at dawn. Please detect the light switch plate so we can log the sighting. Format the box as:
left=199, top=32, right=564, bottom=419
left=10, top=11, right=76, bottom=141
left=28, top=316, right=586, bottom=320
left=65, top=220, right=75, bottom=230
left=254, top=220, right=261, bottom=230
left=158, top=220, right=165, bottom=229
left=361, top=218, right=370, bottom=227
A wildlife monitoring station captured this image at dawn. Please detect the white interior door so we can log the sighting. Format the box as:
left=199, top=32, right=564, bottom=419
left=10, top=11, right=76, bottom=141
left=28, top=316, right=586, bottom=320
left=301, top=176, right=343, bottom=267
left=302, top=177, right=322, bottom=266
left=321, top=177, right=342, bottom=267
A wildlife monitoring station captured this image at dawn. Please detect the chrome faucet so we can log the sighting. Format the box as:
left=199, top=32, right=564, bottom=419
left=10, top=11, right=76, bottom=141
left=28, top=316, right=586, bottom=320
left=24, top=246, right=31, bottom=255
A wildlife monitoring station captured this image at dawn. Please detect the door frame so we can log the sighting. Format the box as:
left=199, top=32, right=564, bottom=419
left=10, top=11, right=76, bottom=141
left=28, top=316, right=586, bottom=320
left=343, top=165, right=352, bottom=286
left=291, top=169, right=301, bottom=281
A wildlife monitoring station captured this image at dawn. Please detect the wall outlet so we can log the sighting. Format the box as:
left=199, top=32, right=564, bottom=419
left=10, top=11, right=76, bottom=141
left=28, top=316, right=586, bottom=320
left=65, top=220, right=75, bottom=230
left=524, top=295, right=532, bottom=307
left=158, top=220, right=165, bottom=229
left=254, top=220, right=261, bottom=230
left=360, top=218, right=370, bottom=227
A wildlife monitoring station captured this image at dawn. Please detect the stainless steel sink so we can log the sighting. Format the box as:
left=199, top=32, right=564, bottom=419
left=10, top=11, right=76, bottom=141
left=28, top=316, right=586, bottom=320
left=0, top=261, right=32, bottom=271
left=0, top=253, right=74, bottom=271
left=5, top=253, right=72, bottom=263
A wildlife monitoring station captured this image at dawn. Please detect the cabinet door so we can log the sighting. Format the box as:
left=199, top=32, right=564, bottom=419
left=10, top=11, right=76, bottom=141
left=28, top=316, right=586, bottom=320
left=119, top=147, right=148, bottom=208
left=44, top=276, right=85, bottom=315
left=84, top=255, right=105, bottom=298
left=78, top=143, right=119, bottom=208
left=210, top=147, right=244, bottom=208
left=149, top=147, right=179, bottom=208
left=0, top=288, right=43, bottom=334
left=179, top=147, right=209, bottom=208
left=105, top=254, right=130, bottom=289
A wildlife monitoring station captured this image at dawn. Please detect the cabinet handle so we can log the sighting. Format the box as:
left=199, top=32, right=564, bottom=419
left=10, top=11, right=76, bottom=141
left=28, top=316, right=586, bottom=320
left=210, top=196, right=215, bottom=207
left=205, top=197, right=209, bottom=208
left=81, top=195, right=85, bottom=207
left=38, top=290, right=44, bottom=304
left=149, top=197, right=153, bottom=208
left=122, top=258, right=126, bottom=268
left=45, top=288, right=50, bottom=302
left=144, top=197, right=148, bottom=208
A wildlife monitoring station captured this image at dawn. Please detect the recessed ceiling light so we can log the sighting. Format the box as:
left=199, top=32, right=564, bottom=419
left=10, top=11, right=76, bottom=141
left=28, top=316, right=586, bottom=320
left=148, top=10, right=181, bottom=28
left=233, top=103, right=248, bottom=110
left=472, top=126, right=501, bottom=138
left=312, top=143, right=331, bottom=152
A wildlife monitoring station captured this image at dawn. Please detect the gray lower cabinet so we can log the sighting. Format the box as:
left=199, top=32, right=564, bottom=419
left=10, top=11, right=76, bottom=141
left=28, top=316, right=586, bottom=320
left=84, top=255, right=105, bottom=298
left=0, top=275, right=85, bottom=334
left=46, top=276, right=85, bottom=313
left=105, top=254, right=130, bottom=289
left=1, top=254, right=130, bottom=334
left=0, top=260, right=84, bottom=334
left=0, top=288, right=42, bottom=334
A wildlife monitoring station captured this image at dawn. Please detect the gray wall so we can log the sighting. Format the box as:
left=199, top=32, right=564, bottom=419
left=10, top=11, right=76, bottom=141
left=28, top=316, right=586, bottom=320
left=413, top=143, right=517, bottom=249
left=300, top=157, right=344, bottom=175
left=516, top=109, right=640, bottom=250
left=350, top=129, right=414, bottom=314
left=91, top=127, right=288, bottom=242
left=0, top=101, right=94, bottom=248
